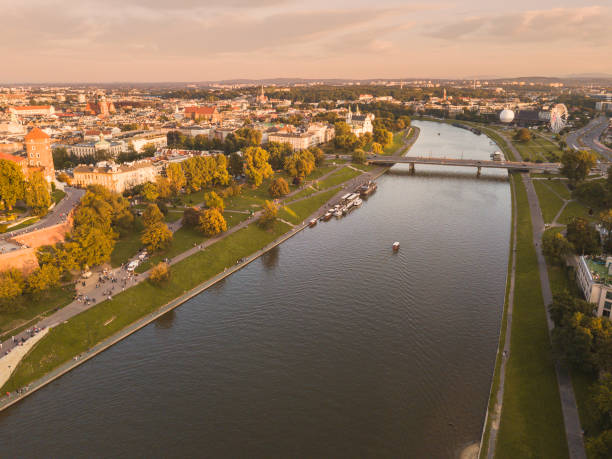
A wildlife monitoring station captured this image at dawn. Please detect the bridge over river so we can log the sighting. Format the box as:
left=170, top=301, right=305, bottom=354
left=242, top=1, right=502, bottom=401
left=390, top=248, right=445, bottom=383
left=328, top=154, right=610, bottom=176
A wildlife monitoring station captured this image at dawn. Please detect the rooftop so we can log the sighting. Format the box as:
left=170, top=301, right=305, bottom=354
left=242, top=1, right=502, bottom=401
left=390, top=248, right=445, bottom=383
left=586, top=257, right=612, bottom=285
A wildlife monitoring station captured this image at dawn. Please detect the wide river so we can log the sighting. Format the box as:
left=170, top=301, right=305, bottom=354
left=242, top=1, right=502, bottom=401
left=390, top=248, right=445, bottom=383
left=0, top=121, right=511, bottom=458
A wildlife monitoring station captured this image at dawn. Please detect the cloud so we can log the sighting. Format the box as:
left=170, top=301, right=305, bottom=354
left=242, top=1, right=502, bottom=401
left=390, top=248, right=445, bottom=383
left=428, top=6, right=611, bottom=45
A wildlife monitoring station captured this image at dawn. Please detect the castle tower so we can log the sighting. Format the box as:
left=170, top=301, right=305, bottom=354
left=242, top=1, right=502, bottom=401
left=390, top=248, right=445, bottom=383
left=25, top=127, right=54, bottom=182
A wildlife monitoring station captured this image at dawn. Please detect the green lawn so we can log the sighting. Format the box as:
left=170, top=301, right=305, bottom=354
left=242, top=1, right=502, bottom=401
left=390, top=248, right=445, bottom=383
left=545, top=180, right=571, bottom=200
left=2, top=220, right=291, bottom=394
left=110, top=219, right=145, bottom=268
left=0, top=285, right=75, bottom=341
left=7, top=216, right=40, bottom=231
left=279, top=188, right=341, bottom=224
left=314, top=167, right=362, bottom=190
left=558, top=200, right=595, bottom=224
left=136, top=226, right=207, bottom=273
left=511, top=131, right=564, bottom=162
left=51, top=189, right=66, bottom=205
left=495, top=173, right=568, bottom=458
left=382, top=130, right=407, bottom=155
left=164, top=210, right=184, bottom=223
left=532, top=181, right=565, bottom=224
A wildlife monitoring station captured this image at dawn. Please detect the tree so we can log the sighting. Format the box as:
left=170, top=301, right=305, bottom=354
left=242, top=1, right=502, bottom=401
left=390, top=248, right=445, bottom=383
left=269, top=177, right=290, bottom=197
left=561, top=150, right=597, bottom=184
left=542, top=231, right=574, bottom=264
left=372, top=142, right=383, bottom=154
left=352, top=149, right=366, bottom=164
left=142, top=143, right=158, bottom=157
left=166, top=162, right=186, bottom=194
left=600, top=210, right=612, bottom=253
left=204, top=191, right=224, bottom=211
left=243, top=146, right=273, bottom=187
left=142, top=182, right=159, bottom=202
left=213, top=154, right=230, bottom=186
left=156, top=176, right=172, bottom=200
left=25, top=171, right=51, bottom=215
left=567, top=217, right=601, bottom=255
left=198, top=208, right=227, bottom=236
left=549, top=292, right=594, bottom=328
left=267, top=142, right=293, bottom=169
left=515, top=128, right=532, bottom=142
left=142, top=203, right=164, bottom=227
left=52, top=147, right=71, bottom=169
left=229, top=152, right=244, bottom=176
left=182, top=207, right=201, bottom=227
left=149, top=262, right=170, bottom=284
left=284, top=150, right=315, bottom=178
left=37, top=243, right=78, bottom=274
left=27, top=264, right=61, bottom=293
left=258, top=200, right=278, bottom=229
left=587, top=430, right=612, bottom=459
left=373, top=128, right=393, bottom=147
left=234, top=127, right=262, bottom=148
left=70, top=225, right=116, bottom=268
left=0, top=159, right=25, bottom=210
left=310, top=147, right=325, bottom=167
left=141, top=221, right=173, bottom=252
left=0, top=269, right=25, bottom=301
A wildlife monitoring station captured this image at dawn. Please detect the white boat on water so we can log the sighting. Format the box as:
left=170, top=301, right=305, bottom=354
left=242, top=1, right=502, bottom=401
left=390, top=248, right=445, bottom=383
left=334, top=209, right=343, bottom=217
left=392, top=242, right=400, bottom=251
left=353, top=198, right=363, bottom=206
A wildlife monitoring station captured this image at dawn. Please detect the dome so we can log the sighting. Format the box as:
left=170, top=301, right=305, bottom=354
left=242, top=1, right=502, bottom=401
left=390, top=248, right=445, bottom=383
left=499, top=109, right=515, bottom=123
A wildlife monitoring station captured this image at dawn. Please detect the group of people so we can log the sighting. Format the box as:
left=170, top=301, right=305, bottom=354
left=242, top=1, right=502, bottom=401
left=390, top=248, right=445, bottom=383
left=1, top=326, right=45, bottom=357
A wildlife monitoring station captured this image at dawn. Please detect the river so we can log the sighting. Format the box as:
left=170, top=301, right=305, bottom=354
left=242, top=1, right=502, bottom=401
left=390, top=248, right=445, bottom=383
left=0, top=121, right=511, bottom=458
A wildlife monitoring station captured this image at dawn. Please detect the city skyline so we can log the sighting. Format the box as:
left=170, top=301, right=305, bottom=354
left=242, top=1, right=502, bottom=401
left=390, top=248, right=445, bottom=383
left=1, top=0, right=611, bottom=83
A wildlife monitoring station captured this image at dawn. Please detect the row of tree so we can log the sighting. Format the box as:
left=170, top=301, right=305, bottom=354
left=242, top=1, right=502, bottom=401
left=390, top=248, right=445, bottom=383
left=0, top=160, right=51, bottom=215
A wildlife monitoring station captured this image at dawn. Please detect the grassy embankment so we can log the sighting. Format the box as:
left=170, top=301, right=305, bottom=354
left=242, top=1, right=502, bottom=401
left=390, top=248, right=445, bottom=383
left=478, top=175, right=516, bottom=459
left=0, top=286, right=75, bottom=342
left=495, top=173, right=568, bottom=458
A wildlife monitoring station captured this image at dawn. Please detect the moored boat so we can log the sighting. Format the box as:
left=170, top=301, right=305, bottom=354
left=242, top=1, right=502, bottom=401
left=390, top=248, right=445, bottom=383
left=309, top=219, right=317, bottom=227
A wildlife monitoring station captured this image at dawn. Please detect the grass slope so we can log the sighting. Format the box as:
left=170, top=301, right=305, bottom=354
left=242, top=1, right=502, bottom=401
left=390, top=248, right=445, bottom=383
left=495, top=174, right=568, bottom=458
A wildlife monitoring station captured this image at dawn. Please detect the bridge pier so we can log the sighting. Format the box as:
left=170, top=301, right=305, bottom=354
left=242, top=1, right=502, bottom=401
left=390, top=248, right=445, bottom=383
left=409, top=162, right=415, bottom=175
left=476, top=166, right=481, bottom=178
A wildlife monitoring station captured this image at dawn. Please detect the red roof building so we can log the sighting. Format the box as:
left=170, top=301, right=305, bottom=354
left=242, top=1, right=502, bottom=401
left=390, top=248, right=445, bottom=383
left=184, top=106, right=221, bottom=122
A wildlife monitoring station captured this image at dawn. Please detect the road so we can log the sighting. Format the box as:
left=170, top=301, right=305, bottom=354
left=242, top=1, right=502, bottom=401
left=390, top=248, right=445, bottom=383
left=1, top=187, right=85, bottom=240
left=567, top=116, right=612, bottom=160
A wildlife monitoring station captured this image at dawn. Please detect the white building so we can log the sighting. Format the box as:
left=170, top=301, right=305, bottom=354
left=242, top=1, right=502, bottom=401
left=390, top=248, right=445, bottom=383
left=574, top=255, right=612, bottom=319
left=8, top=105, right=55, bottom=117
left=268, top=132, right=317, bottom=151
left=73, top=161, right=158, bottom=193
left=346, top=106, right=374, bottom=136
left=130, top=133, right=167, bottom=153
left=69, top=135, right=125, bottom=158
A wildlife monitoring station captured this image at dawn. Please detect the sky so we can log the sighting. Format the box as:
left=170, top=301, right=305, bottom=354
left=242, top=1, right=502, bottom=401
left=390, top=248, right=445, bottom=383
left=1, top=0, right=611, bottom=82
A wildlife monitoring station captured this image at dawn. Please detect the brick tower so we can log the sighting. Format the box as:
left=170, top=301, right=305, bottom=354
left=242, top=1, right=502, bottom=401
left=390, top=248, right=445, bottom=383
left=25, top=127, right=55, bottom=182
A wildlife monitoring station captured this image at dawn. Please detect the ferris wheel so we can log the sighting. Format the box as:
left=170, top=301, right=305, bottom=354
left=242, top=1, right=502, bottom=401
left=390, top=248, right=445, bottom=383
left=549, top=103, right=568, bottom=133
